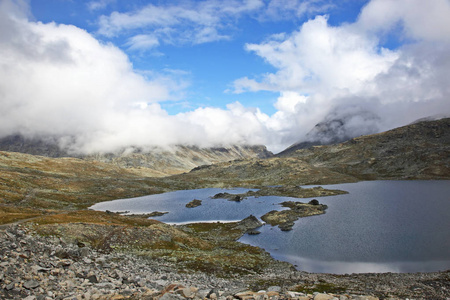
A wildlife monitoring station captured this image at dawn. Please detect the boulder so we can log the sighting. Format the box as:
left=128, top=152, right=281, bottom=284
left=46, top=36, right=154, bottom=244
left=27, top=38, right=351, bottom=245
left=234, top=215, right=263, bottom=231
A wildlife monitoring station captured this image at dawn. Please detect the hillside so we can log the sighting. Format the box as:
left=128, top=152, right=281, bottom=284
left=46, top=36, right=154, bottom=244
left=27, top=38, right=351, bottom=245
left=170, top=118, right=449, bottom=187
left=287, top=118, right=450, bottom=180
left=0, top=151, right=168, bottom=213
left=85, top=145, right=273, bottom=176
left=0, top=135, right=272, bottom=176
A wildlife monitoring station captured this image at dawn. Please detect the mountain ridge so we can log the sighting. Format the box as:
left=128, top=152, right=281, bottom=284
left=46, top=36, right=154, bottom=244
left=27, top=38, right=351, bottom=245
left=0, top=135, right=273, bottom=176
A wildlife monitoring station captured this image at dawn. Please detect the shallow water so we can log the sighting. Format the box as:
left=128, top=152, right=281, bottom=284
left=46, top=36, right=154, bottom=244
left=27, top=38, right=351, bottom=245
left=90, top=180, right=450, bottom=274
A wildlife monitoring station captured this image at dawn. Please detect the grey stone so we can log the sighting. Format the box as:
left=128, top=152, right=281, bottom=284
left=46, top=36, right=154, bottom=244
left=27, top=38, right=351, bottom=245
left=313, top=293, right=334, bottom=300
left=159, top=293, right=185, bottom=300
left=87, top=275, right=98, bottom=283
left=24, top=280, right=40, bottom=289
left=267, top=286, right=281, bottom=293
left=197, top=289, right=211, bottom=299
left=80, top=248, right=91, bottom=258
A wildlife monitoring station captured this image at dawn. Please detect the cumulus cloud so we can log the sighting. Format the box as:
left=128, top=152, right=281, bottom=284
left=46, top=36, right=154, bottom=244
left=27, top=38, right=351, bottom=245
left=0, top=0, right=181, bottom=153
left=1, top=0, right=449, bottom=155
left=232, top=0, right=450, bottom=144
left=0, top=0, right=279, bottom=153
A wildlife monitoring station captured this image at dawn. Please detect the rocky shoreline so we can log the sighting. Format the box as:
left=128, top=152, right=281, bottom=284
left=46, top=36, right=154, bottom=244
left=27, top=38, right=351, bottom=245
left=1, top=224, right=449, bottom=300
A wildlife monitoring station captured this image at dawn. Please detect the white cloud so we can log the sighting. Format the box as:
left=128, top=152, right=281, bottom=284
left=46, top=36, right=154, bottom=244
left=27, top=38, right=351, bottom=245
left=87, top=0, right=115, bottom=12
left=97, top=0, right=264, bottom=45
left=1, top=0, right=449, bottom=155
left=264, top=0, right=334, bottom=20
left=357, top=0, right=450, bottom=42
left=231, top=1, right=450, bottom=144
left=236, top=15, right=398, bottom=95
left=0, top=0, right=183, bottom=151
left=126, top=34, right=159, bottom=51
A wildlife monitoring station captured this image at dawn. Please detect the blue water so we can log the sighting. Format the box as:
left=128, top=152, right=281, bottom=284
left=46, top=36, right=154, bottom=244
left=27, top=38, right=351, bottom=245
left=90, top=180, right=450, bottom=274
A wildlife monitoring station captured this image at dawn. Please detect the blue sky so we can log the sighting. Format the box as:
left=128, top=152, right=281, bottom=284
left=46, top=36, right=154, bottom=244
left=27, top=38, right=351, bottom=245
left=1, top=0, right=450, bottom=153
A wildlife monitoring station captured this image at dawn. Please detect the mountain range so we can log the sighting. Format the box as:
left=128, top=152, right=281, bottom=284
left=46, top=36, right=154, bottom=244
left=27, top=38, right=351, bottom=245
left=1, top=117, right=448, bottom=213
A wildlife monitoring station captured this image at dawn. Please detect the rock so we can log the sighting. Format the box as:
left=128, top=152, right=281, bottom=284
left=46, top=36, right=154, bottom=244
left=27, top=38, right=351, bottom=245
left=197, top=289, right=211, bottom=299
left=159, top=293, right=185, bottom=300
left=267, top=286, right=281, bottom=292
left=31, top=265, right=51, bottom=274
left=279, top=222, right=294, bottom=231
left=235, top=291, right=256, bottom=300
left=24, top=280, right=40, bottom=289
left=313, top=293, right=335, bottom=300
left=186, top=199, right=202, bottom=208
left=181, top=286, right=198, bottom=298
left=80, top=248, right=90, bottom=257
left=5, top=282, right=15, bottom=290
left=87, top=275, right=98, bottom=283
left=234, top=215, right=263, bottom=231
left=211, top=192, right=244, bottom=202
left=309, top=199, right=320, bottom=205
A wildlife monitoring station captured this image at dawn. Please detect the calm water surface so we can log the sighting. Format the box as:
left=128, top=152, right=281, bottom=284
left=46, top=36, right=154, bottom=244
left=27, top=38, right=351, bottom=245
left=90, top=180, right=450, bottom=274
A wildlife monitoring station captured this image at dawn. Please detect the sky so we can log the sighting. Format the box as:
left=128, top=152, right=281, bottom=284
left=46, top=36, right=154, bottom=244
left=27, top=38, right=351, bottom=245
left=1, top=0, right=450, bottom=154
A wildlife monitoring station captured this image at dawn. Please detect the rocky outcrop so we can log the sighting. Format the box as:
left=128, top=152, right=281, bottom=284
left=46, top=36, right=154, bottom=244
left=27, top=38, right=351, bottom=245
left=234, top=215, right=263, bottom=233
left=211, top=192, right=244, bottom=202
left=261, top=201, right=328, bottom=231
left=186, top=199, right=202, bottom=208
left=211, top=186, right=347, bottom=202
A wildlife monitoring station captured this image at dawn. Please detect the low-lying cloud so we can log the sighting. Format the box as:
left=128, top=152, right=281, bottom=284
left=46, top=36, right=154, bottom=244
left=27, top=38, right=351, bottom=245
left=1, top=0, right=449, bottom=155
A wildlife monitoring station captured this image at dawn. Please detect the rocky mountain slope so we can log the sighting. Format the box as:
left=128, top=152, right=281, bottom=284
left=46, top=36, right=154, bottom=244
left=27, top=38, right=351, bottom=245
left=172, top=118, right=449, bottom=187
left=0, top=135, right=272, bottom=176
left=288, top=118, right=450, bottom=180
left=85, top=145, right=273, bottom=176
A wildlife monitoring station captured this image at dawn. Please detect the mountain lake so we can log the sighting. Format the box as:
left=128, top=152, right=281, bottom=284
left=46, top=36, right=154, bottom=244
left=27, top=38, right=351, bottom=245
left=90, top=180, right=450, bottom=274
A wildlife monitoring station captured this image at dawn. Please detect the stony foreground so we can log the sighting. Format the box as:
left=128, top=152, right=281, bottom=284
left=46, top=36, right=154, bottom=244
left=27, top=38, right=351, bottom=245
left=1, top=225, right=449, bottom=300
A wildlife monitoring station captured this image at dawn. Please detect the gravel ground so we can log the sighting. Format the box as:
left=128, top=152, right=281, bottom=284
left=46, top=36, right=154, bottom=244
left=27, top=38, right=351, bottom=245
left=1, top=224, right=449, bottom=300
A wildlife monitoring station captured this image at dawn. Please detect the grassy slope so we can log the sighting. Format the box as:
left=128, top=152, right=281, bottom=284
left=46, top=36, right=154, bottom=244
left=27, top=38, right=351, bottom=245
left=0, top=151, right=172, bottom=211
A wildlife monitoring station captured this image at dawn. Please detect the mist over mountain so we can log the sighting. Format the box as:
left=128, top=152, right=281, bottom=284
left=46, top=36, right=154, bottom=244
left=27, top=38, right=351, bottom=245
left=1, top=0, right=450, bottom=154
left=0, top=134, right=273, bottom=176
left=277, top=108, right=381, bottom=156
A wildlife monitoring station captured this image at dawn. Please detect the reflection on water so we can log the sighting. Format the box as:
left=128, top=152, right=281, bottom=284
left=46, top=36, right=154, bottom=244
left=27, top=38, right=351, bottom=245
left=274, top=255, right=450, bottom=274
left=90, top=180, right=450, bottom=274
